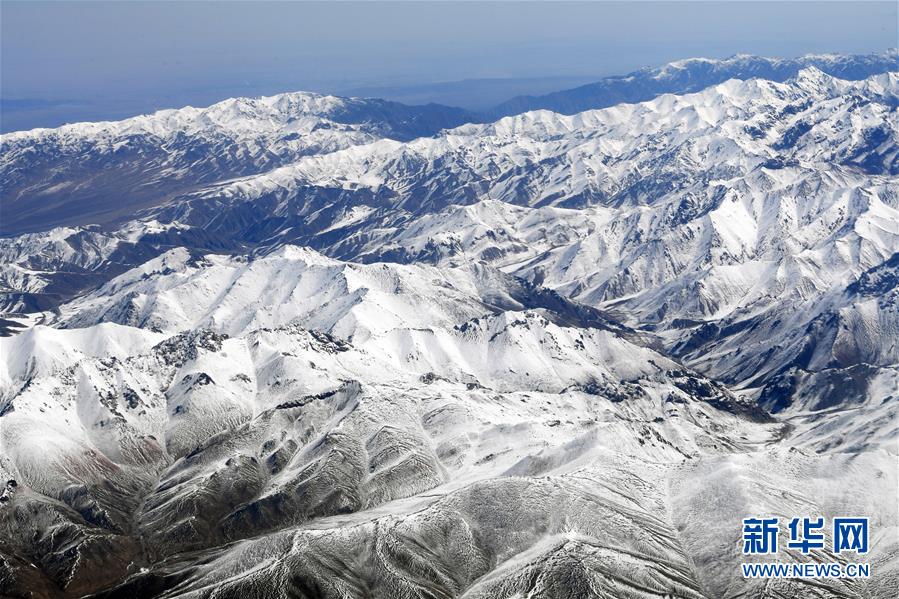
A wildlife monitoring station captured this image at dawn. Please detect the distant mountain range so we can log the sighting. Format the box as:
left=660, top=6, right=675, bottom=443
left=486, top=49, right=899, bottom=117
left=3, top=50, right=895, bottom=237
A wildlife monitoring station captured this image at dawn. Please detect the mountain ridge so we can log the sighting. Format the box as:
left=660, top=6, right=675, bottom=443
left=487, top=48, right=899, bottom=118
left=3, top=50, right=896, bottom=237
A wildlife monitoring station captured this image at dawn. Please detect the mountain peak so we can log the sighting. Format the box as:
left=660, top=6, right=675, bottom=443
left=791, top=65, right=844, bottom=96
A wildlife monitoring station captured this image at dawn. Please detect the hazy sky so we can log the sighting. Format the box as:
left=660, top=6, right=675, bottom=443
left=1, top=1, right=896, bottom=131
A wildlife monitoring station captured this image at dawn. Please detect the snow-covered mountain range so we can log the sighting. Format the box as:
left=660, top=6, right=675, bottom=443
left=3, top=50, right=894, bottom=238
left=0, top=95, right=474, bottom=235
left=0, top=52, right=897, bottom=598
left=488, top=49, right=899, bottom=117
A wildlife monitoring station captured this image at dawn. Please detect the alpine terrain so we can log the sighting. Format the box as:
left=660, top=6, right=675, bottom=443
left=0, top=51, right=897, bottom=598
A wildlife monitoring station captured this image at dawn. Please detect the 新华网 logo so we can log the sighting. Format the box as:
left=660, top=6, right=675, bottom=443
left=740, top=516, right=870, bottom=579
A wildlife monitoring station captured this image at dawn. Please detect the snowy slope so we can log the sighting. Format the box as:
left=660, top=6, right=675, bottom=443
left=2, top=246, right=791, bottom=596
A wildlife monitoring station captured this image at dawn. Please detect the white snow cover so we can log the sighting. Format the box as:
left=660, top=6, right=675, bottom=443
left=0, top=60, right=896, bottom=598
